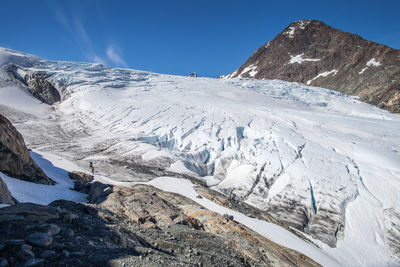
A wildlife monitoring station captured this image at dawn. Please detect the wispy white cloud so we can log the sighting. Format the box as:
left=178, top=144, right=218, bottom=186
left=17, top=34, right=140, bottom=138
left=48, top=2, right=107, bottom=65
left=92, top=55, right=107, bottom=65
left=47, top=0, right=70, bottom=30
left=106, top=45, right=128, bottom=68
left=48, top=2, right=130, bottom=68
left=73, top=17, right=92, bottom=49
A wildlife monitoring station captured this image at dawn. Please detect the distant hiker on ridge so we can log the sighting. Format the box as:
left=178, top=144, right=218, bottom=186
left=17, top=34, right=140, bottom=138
left=89, top=162, right=94, bottom=174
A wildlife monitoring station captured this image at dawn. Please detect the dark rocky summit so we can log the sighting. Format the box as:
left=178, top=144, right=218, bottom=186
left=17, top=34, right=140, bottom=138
left=0, top=114, right=54, bottom=185
left=228, top=20, right=400, bottom=113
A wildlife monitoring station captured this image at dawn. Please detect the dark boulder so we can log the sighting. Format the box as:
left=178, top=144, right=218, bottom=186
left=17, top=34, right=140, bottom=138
left=87, top=181, right=113, bottom=203
left=68, top=171, right=93, bottom=193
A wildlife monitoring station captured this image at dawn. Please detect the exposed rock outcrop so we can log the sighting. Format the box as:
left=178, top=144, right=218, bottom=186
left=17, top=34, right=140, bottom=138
left=24, top=72, right=61, bottom=105
left=227, top=20, right=400, bottom=113
left=0, top=177, right=15, bottom=205
left=6, top=64, right=61, bottom=105
left=0, top=114, right=54, bottom=184
left=87, top=181, right=320, bottom=266
left=0, top=179, right=320, bottom=266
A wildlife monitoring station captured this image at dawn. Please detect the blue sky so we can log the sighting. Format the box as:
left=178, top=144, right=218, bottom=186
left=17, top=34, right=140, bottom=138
left=0, top=0, right=399, bottom=77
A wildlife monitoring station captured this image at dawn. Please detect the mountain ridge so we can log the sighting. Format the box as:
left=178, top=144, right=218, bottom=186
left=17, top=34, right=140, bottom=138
left=226, top=19, right=400, bottom=113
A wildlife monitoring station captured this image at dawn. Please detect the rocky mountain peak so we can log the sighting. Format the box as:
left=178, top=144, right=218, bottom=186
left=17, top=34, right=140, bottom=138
left=281, top=19, right=314, bottom=38
left=227, top=20, right=400, bottom=113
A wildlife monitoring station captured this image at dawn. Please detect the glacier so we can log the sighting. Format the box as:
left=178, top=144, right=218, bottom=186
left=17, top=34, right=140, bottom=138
left=0, top=47, right=400, bottom=266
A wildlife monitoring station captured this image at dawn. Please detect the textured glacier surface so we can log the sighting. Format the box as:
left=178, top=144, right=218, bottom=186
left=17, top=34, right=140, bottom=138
left=0, top=47, right=400, bottom=266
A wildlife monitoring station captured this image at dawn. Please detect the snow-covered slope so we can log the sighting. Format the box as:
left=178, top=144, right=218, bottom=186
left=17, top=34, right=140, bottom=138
left=0, top=47, right=400, bottom=266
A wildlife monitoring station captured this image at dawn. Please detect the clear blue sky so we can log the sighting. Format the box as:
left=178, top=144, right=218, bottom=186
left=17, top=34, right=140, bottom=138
left=0, top=0, right=399, bottom=77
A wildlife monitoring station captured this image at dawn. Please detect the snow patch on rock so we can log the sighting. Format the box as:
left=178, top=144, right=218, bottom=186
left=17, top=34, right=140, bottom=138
left=223, top=70, right=238, bottom=79
left=283, top=21, right=310, bottom=39
left=359, top=67, right=368, bottom=74
left=289, top=53, right=320, bottom=64
left=284, top=27, right=296, bottom=38
left=307, top=70, right=338, bottom=85
left=239, top=64, right=258, bottom=78
left=298, top=20, right=311, bottom=30
left=366, top=58, right=381, bottom=67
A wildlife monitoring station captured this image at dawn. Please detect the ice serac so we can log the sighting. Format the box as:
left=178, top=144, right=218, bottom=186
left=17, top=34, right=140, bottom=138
left=227, top=20, right=400, bottom=113
left=0, top=114, right=54, bottom=184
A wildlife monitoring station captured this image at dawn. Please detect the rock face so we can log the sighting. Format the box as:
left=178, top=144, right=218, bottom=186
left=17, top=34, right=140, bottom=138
left=0, top=177, right=15, bottom=205
left=227, top=20, right=400, bottom=113
left=24, top=72, right=61, bottom=105
left=0, top=114, right=54, bottom=184
left=88, top=181, right=319, bottom=266
left=0, top=180, right=320, bottom=266
left=7, top=65, right=61, bottom=105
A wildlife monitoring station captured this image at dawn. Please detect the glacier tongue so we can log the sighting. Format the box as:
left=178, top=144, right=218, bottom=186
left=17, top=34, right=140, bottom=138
left=1, top=47, right=400, bottom=266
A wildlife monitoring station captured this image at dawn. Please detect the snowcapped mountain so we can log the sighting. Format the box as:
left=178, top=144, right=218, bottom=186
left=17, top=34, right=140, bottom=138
left=0, top=47, right=400, bottom=266
left=225, top=20, right=400, bottom=113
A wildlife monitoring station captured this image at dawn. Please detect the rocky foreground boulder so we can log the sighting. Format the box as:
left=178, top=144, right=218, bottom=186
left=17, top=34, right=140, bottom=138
left=227, top=20, right=400, bottom=113
left=0, top=179, right=320, bottom=266
left=0, top=114, right=54, bottom=185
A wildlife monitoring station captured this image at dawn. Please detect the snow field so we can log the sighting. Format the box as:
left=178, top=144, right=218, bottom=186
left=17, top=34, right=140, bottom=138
left=0, top=47, right=400, bottom=266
